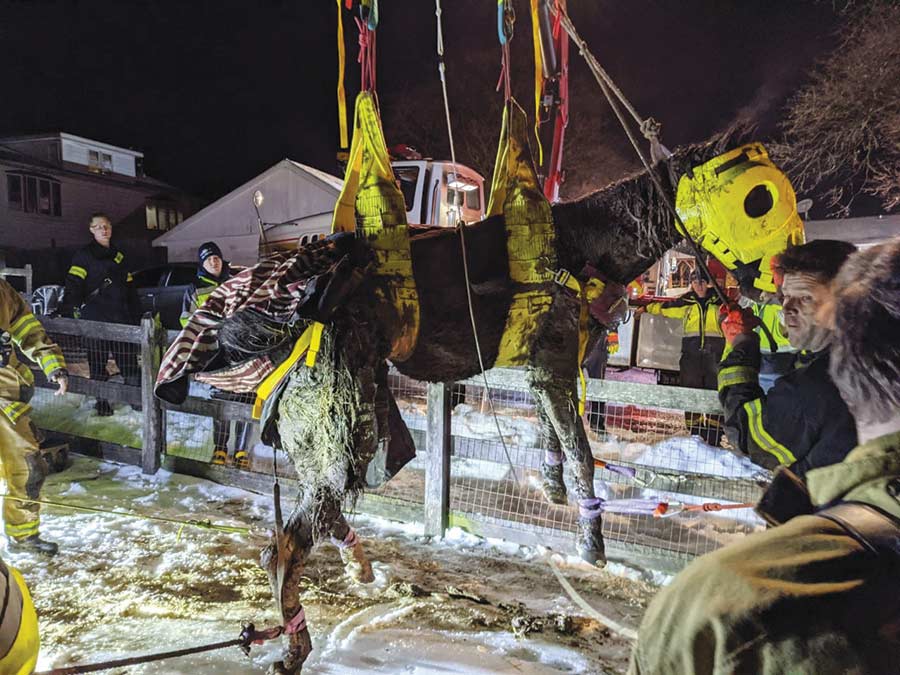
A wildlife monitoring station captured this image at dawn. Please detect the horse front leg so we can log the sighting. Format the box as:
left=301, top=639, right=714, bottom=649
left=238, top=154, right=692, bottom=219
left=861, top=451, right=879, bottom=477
left=328, top=512, right=374, bottom=583
left=528, top=373, right=606, bottom=567
left=261, top=508, right=314, bottom=674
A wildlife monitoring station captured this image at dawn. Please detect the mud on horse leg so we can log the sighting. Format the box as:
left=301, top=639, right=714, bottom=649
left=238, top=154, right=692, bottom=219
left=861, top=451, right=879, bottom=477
left=528, top=372, right=606, bottom=567
left=261, top=509, right=314, bottom=674
left=329, top=512, right=375, bottom=583
left=536, top=398, right=567, bottom=505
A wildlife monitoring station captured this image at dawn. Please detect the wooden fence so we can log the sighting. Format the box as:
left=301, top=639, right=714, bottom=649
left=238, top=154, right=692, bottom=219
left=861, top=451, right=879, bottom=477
left=31, top=316, right=766, bottom=574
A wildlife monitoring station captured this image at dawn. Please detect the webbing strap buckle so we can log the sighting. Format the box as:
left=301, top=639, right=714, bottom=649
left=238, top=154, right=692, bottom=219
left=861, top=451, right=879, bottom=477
left=553, top=268, right=572, bottom=287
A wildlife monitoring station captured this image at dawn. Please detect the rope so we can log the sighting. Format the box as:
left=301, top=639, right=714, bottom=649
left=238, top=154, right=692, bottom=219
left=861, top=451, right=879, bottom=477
left=434, top=0, right=522, bottom=489
left=1, top=494, right=259, bottom=536
left=34, top=623, right=283, bottom=675
left=547, top=557, right=638, bottom=641
left=549, top=2, right=729, bottom=305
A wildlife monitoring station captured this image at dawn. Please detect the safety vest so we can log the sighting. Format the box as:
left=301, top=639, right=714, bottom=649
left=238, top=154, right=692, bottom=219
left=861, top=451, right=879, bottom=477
left=752, top=301, right=793, bottom=354
left=0, top=559, right=39, bottom=675
left=645, top=291, right=724, bottom=347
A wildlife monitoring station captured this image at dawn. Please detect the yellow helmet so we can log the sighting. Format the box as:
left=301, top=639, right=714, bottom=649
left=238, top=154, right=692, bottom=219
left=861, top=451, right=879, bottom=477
left=675, top=143, right=805, bottom=293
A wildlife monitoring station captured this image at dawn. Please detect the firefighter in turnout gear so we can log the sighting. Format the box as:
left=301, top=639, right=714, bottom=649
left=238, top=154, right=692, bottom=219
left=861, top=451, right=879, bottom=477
left=640, top=268, right=725, bottom=444
left=181, top=242, right=252, bottom=469
left=718, top=241, right=858, bottom=496
left=0, top=556, right=40, bottom=674
left=0, top=278, right=68, bottom=556
left=61, top=213, right=140, bottom=416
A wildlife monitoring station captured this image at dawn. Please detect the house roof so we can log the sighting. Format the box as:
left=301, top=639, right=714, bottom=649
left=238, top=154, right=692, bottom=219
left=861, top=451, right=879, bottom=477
left=0, top=132, right=143, bottom=157
left=153, top=159, right=343, bottom=245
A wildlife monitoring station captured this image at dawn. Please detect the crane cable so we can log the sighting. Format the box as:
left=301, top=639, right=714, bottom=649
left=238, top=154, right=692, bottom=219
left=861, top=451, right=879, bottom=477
left=549, top=1, right=729, bottom=305
left=435, top=0, right=522, bottom=488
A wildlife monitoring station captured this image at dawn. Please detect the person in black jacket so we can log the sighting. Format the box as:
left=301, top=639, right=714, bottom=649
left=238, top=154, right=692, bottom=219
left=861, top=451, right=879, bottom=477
left=61, top=213, right=141, bottom=416
left=718, top=240, right=859, bottom=522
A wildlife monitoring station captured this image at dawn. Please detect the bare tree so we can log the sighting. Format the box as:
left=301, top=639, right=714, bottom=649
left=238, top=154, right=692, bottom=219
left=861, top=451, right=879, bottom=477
left=774, top=1, right=900, bottom=215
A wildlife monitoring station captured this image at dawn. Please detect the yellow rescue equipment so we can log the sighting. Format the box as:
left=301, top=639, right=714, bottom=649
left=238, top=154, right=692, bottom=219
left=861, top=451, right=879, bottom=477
left=251, top=322, right=324, bottom=420
left=331, top=92, right=420, bottom=361
left=674, top=143, right=805, bottom=293
left=0, top=561, right=39, bottom=675
left=489, top=99, right=558, bottom=366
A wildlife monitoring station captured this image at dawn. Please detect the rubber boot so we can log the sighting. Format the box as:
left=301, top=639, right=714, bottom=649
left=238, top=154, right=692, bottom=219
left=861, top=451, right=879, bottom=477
left=539, top=451, right=567, bottom=505
left=211, top=447, right=228, bottom=466
left=232, top=449, right=250, bottom=471
left=8, top=534, right=59, bottom=557
left=576, top=499, right=606, bottom=567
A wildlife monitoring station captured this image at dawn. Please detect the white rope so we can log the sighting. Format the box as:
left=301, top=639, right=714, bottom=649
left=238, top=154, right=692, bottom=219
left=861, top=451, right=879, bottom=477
left=434, top=0, right=522, bottom=487
left=548, top=556, right=639, bottom=641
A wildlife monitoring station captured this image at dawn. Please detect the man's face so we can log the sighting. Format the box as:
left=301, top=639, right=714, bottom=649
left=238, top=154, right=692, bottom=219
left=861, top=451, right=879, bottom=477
left=690, top=279, right=708, bottom=296
left=781, top=272, right=833, bottom=351
left=90, top=217, right=112, bottom=246
left=202, top=255, right=224, bottom=277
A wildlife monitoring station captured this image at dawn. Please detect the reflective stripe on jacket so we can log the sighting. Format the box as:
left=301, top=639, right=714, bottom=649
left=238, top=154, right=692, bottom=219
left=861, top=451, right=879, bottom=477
left=61, top=240, right=139, bottom=324
left=751, top=301, right=793, bottom=354
left=180, top=272, right=226, bottom=327
left=717, top=333, right=857, bottom=476
left=1, top=279, right=66, bottom=422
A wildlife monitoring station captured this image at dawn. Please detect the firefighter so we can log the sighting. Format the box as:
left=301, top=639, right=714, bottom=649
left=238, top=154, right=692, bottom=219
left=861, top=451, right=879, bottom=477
left=748, top=294, right=797, bottom=392
left=629, top=239, right=900, bottom=675
left=181, top=242, right=251, bottom=469
left=180, top=241, right=232, bottom=326
left=61, top=213, right=141, bottom=416
left=639, top=268, right=725, bottom=444
left=1, top=278, right=68, bottom=555
left=717, top=240, right=858, bottom=502
left=0, top=556, right=40, bottom=674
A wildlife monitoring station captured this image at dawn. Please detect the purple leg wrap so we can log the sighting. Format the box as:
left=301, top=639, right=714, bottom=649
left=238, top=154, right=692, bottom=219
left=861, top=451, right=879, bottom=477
left=331, top=527, right=359, bottom=550
left=544, top=450, right=564, bottom=466
left=578, top=497, right=604, bottom=519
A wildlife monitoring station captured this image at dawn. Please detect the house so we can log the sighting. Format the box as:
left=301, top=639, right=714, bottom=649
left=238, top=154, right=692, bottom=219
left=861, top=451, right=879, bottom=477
left=0, top=132, right=196, bottom=285
left=153, top=159, right=342, bottom=265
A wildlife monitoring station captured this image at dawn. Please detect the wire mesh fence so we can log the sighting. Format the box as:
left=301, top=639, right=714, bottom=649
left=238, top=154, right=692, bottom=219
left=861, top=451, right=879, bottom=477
left=27, top=316, right=769, bottom=570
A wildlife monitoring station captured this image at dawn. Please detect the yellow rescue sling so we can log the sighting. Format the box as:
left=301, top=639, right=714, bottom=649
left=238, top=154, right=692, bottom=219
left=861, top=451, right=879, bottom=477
left=674, top=143, right=805, bottom=293
left=331, top=92, right=420, bottom=361
left=0, top=563, right=39, bottom=675
left=489, top=99, right=558, bottom=366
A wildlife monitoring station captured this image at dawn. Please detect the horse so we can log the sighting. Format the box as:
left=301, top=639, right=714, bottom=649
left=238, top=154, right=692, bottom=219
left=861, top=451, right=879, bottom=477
left=226, top=134, right=802, bottom=673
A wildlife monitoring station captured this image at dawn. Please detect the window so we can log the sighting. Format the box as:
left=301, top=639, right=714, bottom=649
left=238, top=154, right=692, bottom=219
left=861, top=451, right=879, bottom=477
left=7, top=175, right=22, bottom=210
left=102, top=152, right=113, bottom=172
left=395, top=166, right=420, bottom=212
left=146, top=204, right=159, bottom=230
left=6, top=173, right=62, bottom=216
left=88, top=150, right=113, bottom=173
left=88, top=150, right=100, bottom=172
left=145, top=201, right=182, bottom=231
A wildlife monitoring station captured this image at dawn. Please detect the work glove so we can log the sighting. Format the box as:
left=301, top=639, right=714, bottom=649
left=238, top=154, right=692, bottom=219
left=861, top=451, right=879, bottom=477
left=606, top=332, right=620, bottom=355
left=719, top=304, right=760, bottom=345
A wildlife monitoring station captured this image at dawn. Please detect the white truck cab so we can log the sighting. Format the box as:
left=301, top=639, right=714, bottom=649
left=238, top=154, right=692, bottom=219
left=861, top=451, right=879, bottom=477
left=393, top=160, right=485, bottom=227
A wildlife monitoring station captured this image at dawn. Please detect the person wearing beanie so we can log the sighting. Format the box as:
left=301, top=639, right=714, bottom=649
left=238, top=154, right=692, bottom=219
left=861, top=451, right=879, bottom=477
left=637, top=265, right=726, bottom=444
left=181, top=242, right=252, bottom=469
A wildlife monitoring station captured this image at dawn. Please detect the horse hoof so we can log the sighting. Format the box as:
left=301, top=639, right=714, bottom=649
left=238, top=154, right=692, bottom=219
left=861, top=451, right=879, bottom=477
left=576, top=514, right=606, bottom=567
left=341, top=542, right=375, bottom=583
left=540, top=463, right=567, bottom=505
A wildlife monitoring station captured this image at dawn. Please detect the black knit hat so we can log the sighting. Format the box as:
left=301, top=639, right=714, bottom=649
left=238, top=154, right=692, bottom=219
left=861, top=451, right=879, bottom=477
left=198, top=241, right=223, bottom=264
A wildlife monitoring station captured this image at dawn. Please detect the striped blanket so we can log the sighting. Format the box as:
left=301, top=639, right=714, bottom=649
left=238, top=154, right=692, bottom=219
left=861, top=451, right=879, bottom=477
left=155, top=234, right=361, bottom=403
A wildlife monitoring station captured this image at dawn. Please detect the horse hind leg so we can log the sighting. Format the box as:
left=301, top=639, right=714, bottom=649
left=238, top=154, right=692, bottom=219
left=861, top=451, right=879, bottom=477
left=261, top=510, right=314, bottom=674
left=536, top=398, right=567, bottom=505
left=528, top=373, right=606, bottom=567
left=328, top=512, right=374, bottom=584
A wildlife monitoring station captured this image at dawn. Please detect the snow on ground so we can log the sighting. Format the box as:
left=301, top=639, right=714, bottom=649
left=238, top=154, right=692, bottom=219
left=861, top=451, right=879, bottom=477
left=11, top=456, right=654, bottom=674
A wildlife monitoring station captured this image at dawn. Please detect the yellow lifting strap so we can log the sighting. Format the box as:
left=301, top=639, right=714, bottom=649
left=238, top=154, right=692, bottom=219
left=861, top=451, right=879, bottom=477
left=489, top=99, right=559, bottom=367
left=530, top=0, right=544, bottom=166
left=554, top=269, right=606, bottom=416
left=331, top=91, right=420, bottom=360
left=251, top=322, right=324, bottom=420
left=335, top=0, right=349, bottom=152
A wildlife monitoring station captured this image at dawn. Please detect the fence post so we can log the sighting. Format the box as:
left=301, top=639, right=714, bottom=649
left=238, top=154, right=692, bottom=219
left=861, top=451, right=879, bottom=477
left=424, top=381, right=452, bottom=537
left=140, top=315, right=165, bottom=474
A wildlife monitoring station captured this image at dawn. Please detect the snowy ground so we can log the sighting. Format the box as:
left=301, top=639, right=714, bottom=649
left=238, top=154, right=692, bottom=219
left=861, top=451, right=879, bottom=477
left=12, top=457, right=655, bottom=674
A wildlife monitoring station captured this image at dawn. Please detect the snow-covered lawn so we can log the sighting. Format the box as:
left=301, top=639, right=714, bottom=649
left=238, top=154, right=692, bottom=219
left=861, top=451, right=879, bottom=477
left=11, top=457, right=654, bottom=674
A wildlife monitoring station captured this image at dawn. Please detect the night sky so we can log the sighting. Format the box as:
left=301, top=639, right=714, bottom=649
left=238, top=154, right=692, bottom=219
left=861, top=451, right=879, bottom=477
left=1, top=1, right=840, bottom=201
